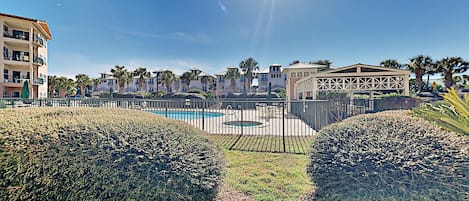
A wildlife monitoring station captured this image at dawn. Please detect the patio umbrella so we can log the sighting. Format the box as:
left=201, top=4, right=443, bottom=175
left=20, top=80, right=30, bottom=99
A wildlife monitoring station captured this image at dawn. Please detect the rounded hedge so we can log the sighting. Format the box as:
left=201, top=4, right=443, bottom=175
left=308, top=111, right=468, bottom=200
left=0, top=108, right=224, bottom=200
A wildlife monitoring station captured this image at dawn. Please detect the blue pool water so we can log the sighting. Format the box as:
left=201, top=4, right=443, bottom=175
left=151, top=110, right=225, bottom=120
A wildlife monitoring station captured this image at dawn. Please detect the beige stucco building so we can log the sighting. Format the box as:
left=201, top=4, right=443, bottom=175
left=0, top=13, right=52, bottom=98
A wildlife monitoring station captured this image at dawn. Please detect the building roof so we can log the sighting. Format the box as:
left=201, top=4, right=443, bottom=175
left=259, top=68, right=270, bottom=74
left=0, top=13, right=52, bottom=39
left=283, top=63, right=326, bottom=71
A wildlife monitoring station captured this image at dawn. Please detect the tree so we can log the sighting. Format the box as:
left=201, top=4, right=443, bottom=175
left=48, top=75, right=58, bottom=97
left=133, top=67, right=150, bottom=91
left=406, top=55, right=433, bottom=92
left=380, top=59, right=403, bottom=69
left=290, top=60, right=300, bottom=65
left=75, top=74, right=92, bottom=98
left=56, top=76, right=75, bottom=98
left=225, top=68, right=240, bottom=93
left=160, top=70, right=176, bottom=92
left=239, top=57, right=259, bottom=93
left=91, top=78, right=102, bottom=92
left=311, top=60, right=333, bottom=71
left=180, top=71, right=196, bottom=92
left=200, top=75, right=214, bottom=92
left=110, top=65, right=129, bottom=92
left=435, top=57, right=469, bottom=88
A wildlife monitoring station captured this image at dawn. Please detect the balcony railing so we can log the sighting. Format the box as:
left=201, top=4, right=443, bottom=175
left=3, top=78, right=30, bottom=84
left=34, top=56, right=46, bottom=66
left=3, top=31, right=29, bottom=41
left=33, top=78, right=44, bottom=85
left=3, top=53, right=30, bottom=62
left=33, top=35, right=46, bottom=47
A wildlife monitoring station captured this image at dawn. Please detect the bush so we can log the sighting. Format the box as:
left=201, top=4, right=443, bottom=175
left=307, top=111, right=468, bottom=200
left=0, top=108, right=224, bottom=200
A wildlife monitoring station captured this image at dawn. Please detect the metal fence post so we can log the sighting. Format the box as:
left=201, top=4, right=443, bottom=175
left=240, top=106, right=243, bottom=136
left=202, top=107, right=205, bottom=131
left=282, top=102, right=286, bottom=153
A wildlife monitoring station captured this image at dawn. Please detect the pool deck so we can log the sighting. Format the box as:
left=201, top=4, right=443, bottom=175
left=147, top=108, right=316, bottom=137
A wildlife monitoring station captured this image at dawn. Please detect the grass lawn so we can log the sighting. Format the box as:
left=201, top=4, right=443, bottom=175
left=223, top=150, right=313, bottom=201
left=203, top=134, right=315, bottom=200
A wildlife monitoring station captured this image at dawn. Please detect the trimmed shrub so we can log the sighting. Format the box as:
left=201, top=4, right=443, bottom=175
left=0, top=108, right=224, bottom=200
left=308, top=111, right=468, bottom=200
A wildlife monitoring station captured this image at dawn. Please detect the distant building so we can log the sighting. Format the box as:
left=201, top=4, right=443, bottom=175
left=257, top=64, right=286, bottom=92
left=0, top=13, right=52, bottom=98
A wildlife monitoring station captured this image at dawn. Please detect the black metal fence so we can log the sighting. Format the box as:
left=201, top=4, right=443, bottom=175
left=0, top=97, right=425, bottom=154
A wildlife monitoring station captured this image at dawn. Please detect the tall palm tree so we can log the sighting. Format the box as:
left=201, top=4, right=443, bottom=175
left=406, top=55, right=433, bottom=91
left=290, top=60, right=300, bottom=65
left=123, top=71, right=134, bottom=92
left=110, top=65, right=128, bottom=92
left=56, top=76, right=75, bottom=98
left=75, top=74, right=92, bottom=98
left=225, top=68, right=240, bottom=93
left=160, top=70, right=176, bottom=92
left=180, top=71, right=196, bottom=92
left=380, top=59, right=403, bottom=69
left=239, top=57, right=259, bottom=93
left=48, top=75, right=58, bottom=97
left=132, top=67, right=150, bottom=91
left=200, top=75, right=214, bottom=92
left=311, top=59, right=333, bottom=71
left=435, top=57, right=469, bottom=88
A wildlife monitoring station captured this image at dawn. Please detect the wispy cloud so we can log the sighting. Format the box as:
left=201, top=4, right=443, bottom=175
left=106, top=25, right=216, bottom=44
left=49, top=53, right=217, bottom=78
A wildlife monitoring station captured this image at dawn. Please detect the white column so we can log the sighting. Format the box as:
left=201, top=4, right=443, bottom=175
left=312, top=77, right=318, bottom=100
left=403, top=74, right=410, bottom=96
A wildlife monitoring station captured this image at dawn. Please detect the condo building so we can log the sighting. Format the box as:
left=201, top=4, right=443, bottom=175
left=0, top=13, right=52, bottom=98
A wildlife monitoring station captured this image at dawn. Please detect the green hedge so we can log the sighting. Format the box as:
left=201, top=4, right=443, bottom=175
left=307, top=111, right=468, bottom=200
left=0, top=108, right=224, bottom=200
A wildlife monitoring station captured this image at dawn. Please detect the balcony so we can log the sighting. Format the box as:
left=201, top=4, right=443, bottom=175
left=3, top=30, right=29, bottom=41
left=3, top=52, right=30, bottom=63
left=33, top=78, right=45, bottom=85
left=33, top=34, right=46, bottom=47
left=3, top=78, right=30, bottom=87
left=34, top=56, right=46, bottom=66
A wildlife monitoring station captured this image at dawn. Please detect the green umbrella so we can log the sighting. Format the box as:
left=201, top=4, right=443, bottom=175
left=20, top=80, right=30, bottom=99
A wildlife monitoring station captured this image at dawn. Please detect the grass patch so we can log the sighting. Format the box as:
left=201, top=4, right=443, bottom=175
left=222, top=150, right=313, bottom=201
left=205, top=134, right=314, bottom=154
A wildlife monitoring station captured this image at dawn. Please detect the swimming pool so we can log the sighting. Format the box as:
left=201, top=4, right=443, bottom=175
left=151, top=110, right=225, bottom=120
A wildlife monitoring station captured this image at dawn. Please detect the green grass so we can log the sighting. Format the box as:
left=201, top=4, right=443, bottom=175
left=223, top=150, right=313, bottom=201
left=205, top=134, right=314, bottom=154
left=204, top=134, right=315, bottom=201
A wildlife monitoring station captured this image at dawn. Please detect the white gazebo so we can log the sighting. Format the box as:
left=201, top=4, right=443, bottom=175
left=294, top=63, right=410, bottom=101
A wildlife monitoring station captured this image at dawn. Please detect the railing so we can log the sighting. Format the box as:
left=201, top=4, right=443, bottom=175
left=33, top=35, right=46, bottom=47
left=33, top=79, right=44, bottom=85
left=3, top=78, right=30, bottom=84
left=3, top=53, right=30, bottom=62
left=3, top=31, right=29, bottom=41
left=34, top=56, right=46, bottom=66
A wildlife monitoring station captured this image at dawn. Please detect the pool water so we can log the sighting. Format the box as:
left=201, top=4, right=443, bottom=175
left=223, top=121, right=263, bottom=127
left=151, top=110, right=224, bottom=120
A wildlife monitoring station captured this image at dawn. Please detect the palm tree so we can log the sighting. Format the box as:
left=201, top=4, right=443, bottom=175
left=160, top=70, right=176, bottom=92
left=75, top=74, right=92, bottom=98
left=435, top=57, right=469, bottom=88
left=180, top=71, right=196, bottom=92
left=311, top=60, right=333, bottom=71
left=123, top=71, right=134, bottom=92
left=225, top=68, right=241, bottom=93
left=110, top=65, right=128, bottom=92
left=290, top=60, right=300, bottom=65
left=91, top=78, right=102, bottom=92
left=48, top=75, right=58, bottom=97
left=133, top=67, right=150, bottom=91
left=406, top=55, right=433, bottom=91
left=239, top=57, right=259, bottom=93
left=200, top=75, right=214, bottom=92
left=380, top=59, right=403, bottom=69
left=56, top=76, right=75, bottom=98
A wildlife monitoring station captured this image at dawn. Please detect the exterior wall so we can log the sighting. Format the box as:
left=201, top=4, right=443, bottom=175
left=0, top=14, right=50, bottom=98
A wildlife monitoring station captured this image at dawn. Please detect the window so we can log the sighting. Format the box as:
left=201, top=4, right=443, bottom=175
left=3, top=47, right=8, bottom=59
left=291, top=72, right=296, bottom=77
left=304, top=72, right=309, bottom=77
left=149, top=79, right=154, bottom=84
left=13, top=91, right=20, bottom=98
left=297, top=72, right=302, bottom=77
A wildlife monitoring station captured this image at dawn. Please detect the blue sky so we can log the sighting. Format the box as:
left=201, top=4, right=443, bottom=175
left=3, top=0, right=469, bottom=77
